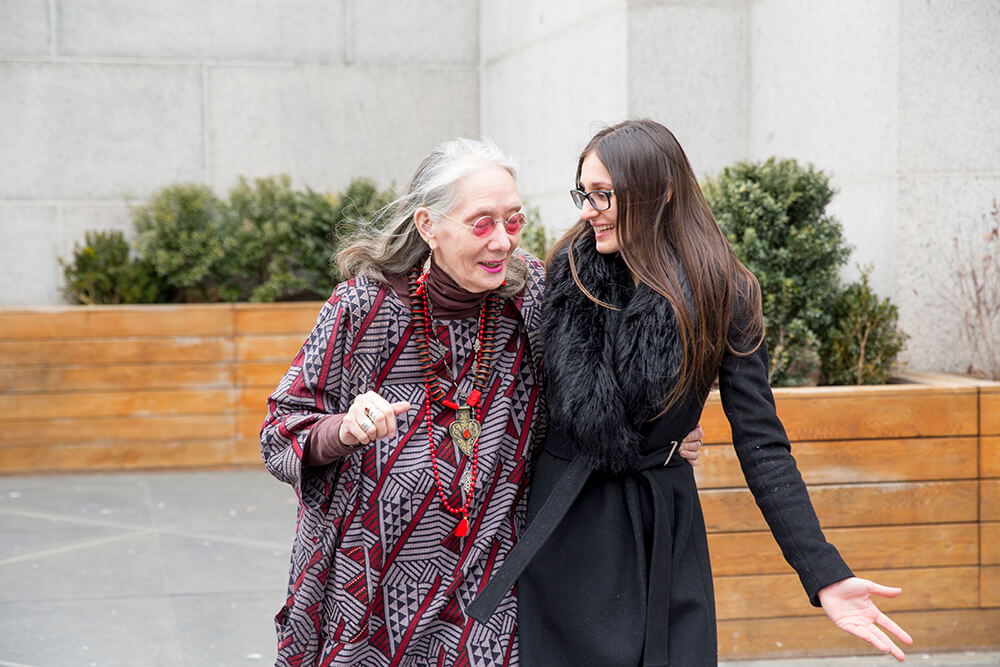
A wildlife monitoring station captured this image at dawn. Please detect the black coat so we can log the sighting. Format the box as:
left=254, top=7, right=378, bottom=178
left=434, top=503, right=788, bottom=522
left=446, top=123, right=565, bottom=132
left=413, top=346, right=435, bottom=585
left=470, top=235, right=853, bottom=666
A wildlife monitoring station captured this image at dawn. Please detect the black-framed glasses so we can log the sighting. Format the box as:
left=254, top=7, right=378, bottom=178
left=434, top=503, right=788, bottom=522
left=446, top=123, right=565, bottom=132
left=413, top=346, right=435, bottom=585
left=570, top=188, right=615, bottom=211
left=426, top=207, right=526, bottom=237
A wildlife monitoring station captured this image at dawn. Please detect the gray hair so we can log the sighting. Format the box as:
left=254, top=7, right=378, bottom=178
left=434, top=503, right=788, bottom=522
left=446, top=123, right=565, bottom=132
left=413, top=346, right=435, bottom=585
left=336, top=137, right=528, bottom=297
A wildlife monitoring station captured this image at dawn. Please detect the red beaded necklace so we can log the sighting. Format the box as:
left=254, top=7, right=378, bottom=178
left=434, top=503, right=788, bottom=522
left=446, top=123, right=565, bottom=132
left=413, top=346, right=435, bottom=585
left=408, top=268, right=500, bottom=538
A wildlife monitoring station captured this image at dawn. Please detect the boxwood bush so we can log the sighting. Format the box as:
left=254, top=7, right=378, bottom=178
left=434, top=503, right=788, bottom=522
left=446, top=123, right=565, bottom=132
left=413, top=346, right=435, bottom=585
left=62, top=177, right=395, bottom=304
left=704, top=157, right=906, bottom=385
left=822, top=265, right=908, bottom=385
left=61, top=230, right=167, bottom=305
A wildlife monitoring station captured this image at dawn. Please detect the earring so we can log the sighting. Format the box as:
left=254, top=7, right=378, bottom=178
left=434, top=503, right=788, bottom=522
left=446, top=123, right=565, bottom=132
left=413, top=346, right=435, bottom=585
left=415, top=249, right=432, bottom=296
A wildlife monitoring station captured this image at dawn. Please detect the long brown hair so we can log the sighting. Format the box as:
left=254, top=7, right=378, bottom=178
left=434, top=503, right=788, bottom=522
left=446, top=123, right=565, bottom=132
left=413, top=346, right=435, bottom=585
left=549, top=119, right=764, bottom=414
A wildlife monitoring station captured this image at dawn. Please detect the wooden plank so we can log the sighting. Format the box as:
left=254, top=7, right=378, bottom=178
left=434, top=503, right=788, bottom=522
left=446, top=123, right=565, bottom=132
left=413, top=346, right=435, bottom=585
left=0, top=338, right=233, bottom=366
left=234, top=302, right=324, bottom=335
left=238, top=411, right=268, bottom=440
left=236, top=335, right=306, bottom=362
left=6, top=389, right=236, bottom=420
left=0, top=415, right=234, bottom=447
left=0, top=439, right=243, bottom=473
left=773, top=386, right=978, bottom=440
left=708, top=523, right=979, bottom=576
left=893, top=371, right=997, bottom=386
left=701, top=481, right=980, bottom=532
left=983, top=523, right=1000, bottom=566
left=0, top=363, right=233, bottom=393
left=701, top=385, right=978, bottom=442
left=694, top=437, right=978, bottom=489
left=236, top=361, right=288, bottom=389
left=718, top=608, right=1000, bottom=659
left=984, top=480, right=1000, bottom=522
left=0, top=305, right=233, bottom=339
left=715, top=566, right=979, bottom=621
left=232, top=437, right=264, bottom=465
left=983, top=385, right=1000, bottom=435
left=239, top=387, right=272, bottom=414
left=698, top=395, right=729, bottom=444
left=984, top=436, right=1000, bottom=478
left=983, top=567, right=1000, bottom=608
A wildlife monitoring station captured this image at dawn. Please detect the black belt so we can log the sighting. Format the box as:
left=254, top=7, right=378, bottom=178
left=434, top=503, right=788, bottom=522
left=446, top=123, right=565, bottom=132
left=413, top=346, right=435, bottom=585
left=467, top=439, right=687, bottom=666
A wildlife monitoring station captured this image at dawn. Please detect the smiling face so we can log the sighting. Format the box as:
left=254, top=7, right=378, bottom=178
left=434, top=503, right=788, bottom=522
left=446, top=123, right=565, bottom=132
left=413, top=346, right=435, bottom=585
left=416, top=163, right=522, bottom=293
left=578, top=152, right=620, bottom=254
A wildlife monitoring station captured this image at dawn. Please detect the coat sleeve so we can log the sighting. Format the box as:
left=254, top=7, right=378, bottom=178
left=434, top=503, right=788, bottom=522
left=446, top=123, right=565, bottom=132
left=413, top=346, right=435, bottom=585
left=260, top=290, right=355, bottom=494
left=718, top=309, right=854, bottom=606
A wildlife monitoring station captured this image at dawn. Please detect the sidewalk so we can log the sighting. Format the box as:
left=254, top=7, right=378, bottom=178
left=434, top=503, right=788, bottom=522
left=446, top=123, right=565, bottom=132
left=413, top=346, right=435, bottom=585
left=0, top=469, right=996, bottom=667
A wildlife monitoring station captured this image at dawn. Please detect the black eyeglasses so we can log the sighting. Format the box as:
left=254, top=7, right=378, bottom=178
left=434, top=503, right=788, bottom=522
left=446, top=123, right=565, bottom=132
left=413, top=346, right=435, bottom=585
left=570, top=188, right=615, bottom=211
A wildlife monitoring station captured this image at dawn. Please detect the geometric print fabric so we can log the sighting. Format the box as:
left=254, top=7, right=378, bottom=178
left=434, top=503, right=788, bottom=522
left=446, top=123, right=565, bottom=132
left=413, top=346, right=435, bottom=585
left=261, top=253, right=546, bottom=666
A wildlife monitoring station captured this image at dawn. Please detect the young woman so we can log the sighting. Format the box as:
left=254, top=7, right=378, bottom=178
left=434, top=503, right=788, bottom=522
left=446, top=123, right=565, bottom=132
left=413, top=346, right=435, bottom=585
left=469, top=119, right=913, bottom=665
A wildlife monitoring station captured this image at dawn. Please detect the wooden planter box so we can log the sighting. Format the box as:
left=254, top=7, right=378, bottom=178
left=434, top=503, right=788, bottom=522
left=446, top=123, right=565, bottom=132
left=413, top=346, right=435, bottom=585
left=698, top=377, right=1000, bottom=659
left=0, top=302, right=323, bottom=472
left=1, top=304, right=998, bottom=658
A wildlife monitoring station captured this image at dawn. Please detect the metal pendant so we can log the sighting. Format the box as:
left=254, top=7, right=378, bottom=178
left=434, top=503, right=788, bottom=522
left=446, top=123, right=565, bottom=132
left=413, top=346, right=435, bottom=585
left=449, top=405, right=481, bottom=457
left=460, top=467, right=474, bottom=495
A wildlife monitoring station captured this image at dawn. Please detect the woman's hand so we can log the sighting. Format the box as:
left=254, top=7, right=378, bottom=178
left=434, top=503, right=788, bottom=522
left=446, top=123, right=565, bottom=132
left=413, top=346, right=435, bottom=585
left=340, top=391, right=411, bottom=447
left=678, top=423, right=705, bottom=467
left=818, top=577, right=913, bottom=661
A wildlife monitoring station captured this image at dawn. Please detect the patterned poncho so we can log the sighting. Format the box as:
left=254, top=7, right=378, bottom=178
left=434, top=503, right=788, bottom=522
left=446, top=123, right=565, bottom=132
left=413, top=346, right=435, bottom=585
left=261, top=252, right=546, bottom=666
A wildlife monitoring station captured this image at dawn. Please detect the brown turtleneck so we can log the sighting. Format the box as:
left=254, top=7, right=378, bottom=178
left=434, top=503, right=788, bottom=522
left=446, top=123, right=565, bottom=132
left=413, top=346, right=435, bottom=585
left=385, top=255, right=488, bottom=319
left=304, top=257, right=488, bottom=466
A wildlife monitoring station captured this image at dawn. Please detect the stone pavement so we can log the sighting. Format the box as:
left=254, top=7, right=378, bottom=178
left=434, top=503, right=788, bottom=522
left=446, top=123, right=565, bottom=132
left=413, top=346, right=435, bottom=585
left=0, top=469, right=996, bottom=667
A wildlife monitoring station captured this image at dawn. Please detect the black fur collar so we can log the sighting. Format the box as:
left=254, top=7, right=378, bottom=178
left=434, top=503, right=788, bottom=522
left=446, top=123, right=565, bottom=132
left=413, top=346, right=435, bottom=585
left=542, top=231, right=684, bottom=473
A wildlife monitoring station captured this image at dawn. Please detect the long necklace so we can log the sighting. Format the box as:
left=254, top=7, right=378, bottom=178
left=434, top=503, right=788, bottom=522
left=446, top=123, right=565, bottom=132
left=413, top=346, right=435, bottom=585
left=408, top=269, right=500, bottom=537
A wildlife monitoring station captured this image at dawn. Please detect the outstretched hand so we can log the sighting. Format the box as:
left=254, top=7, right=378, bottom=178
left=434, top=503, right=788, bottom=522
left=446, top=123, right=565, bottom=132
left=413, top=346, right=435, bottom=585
left=818, top=577, right=913, bottom=662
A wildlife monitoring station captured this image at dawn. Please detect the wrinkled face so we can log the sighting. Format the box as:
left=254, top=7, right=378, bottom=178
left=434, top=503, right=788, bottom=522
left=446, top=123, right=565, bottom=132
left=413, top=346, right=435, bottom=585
left=416, top=164, right=522, bottom=293
left=578, top=152, right=620, bottom=254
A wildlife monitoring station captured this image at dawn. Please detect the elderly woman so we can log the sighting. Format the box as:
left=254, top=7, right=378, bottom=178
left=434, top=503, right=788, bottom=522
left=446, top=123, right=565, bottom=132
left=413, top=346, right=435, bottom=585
left=261, top=138, right=700, bottom=666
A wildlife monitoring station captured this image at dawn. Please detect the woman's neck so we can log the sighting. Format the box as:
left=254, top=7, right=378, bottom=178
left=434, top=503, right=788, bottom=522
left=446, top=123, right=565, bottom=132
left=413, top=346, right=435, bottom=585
left=387, top=256, right=488, bottom=320
left=424, top=256, right=489, bottom=319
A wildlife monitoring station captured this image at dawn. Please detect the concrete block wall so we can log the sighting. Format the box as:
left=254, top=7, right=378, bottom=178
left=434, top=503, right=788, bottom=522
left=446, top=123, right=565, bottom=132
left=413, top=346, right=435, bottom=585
left=747, top=0, right=900, bottom=295
left=480, top=0, right=629, bottom=235
left=627, top=0, right=750, bottom=180
left=746, top=0, right=1000, bottom=373
left=892, top=0, right=1000, bottom=373
left=0, top=0, right=479, bottom=305
left=4, top=0, right=998, bottom=374
left=481, top=0, right=1000, bottom=374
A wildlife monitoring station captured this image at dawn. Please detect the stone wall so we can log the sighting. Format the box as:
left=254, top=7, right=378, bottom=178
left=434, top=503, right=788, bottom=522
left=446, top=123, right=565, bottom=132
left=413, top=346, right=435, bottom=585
left=0, top=0, right=479, bottom=304
left=3, top=0, right=999, bottom=373
left=481, top=0, right=1000, bottom=373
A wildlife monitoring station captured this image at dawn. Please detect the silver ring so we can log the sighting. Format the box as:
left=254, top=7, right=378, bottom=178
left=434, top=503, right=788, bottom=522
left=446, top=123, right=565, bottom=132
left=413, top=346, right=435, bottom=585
left=364, top=406, right=379, bottom=422
left=359, top=416, right=375, bottom=432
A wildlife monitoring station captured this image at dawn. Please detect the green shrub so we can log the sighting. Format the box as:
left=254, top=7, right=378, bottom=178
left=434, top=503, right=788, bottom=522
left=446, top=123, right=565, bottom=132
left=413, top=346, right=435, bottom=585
left=704, top=157, right=910, bottom=385
left=60, top=230, right=166, bottom=304
left=332, top=178, right=397, bottom=258
left=822, top=265, right=908, bottom=385
left=225, top=176, right=394, bottom=301
left=517, top=204, right=549, bottom=261
left=133, top=184, right=232, bottom=302
left=704, top=158, right=851, bottom=386
left=224, top=175, right=340, bottom=302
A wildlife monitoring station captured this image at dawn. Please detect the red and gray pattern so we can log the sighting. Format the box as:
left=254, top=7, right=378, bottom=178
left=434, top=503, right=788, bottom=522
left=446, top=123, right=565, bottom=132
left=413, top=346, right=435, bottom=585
left=261, top=252, right=545, bottom=667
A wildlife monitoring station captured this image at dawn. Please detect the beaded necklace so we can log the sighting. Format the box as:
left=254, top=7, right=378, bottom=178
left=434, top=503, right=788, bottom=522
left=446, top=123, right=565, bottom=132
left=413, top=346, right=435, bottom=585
left=408, top=269, right=501, bottom=537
